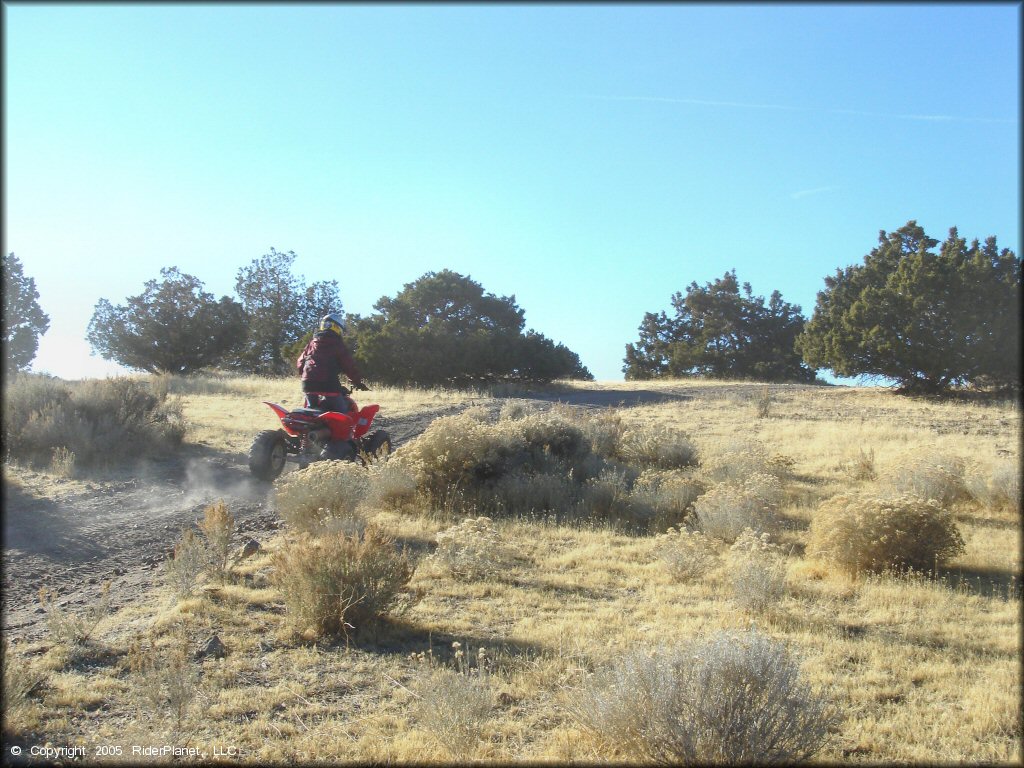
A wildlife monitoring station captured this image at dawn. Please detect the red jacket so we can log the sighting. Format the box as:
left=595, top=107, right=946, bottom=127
left=296, top=331, right=362, bottom=393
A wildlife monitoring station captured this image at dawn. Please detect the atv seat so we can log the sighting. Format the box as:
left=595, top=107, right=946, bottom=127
left=291, top=407, right=326, bottom=417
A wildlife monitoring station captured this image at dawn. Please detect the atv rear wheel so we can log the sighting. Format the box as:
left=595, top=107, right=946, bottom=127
left=249, top=429, right=288, bottom=480
left=360, top=430, right=392, bottom=462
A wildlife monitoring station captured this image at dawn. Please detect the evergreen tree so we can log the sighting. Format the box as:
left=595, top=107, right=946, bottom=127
left=233, top=248, right=340, bottom=374
left=350, top=270, right=591, bottom=386
left=2, top=252, right=50, bottom=377
left=87, top=267, right=246, bottom=374
left=797, top=221, right=1020, bottom=394
left=624, top=270, right=815, bottom=382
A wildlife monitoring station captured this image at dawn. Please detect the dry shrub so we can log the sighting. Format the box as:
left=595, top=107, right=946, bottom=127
left=879, top=453, right=970, bottom=506
left=164, top=529, right=210, bottom=599
left=840, top=448, right=876, bottom=481
left=128, top=628, right=199, bottom=737
left=199, top=501, right=234, bottom=583
left=429, top=516, right=517, bottom=581
left=393, top=413, right=522, bottom=503
left=365, top=461, right=419, bottom=511
left=274, top=460, right=370, bottom=533
left=498, top=399, right=529, bottom=422
left=272, top=526, right=413, bottom=639
left=411, top=642, right=495, bottom=760
left=582, top=468, right=647, bottom=528
left=633, top=469, right=706, bottom=528
left=395, top=409, right=602, bottom=517
left=967, top=459, right=1020, bottom=512
left=700, top=439, right=793, bottom=485
left=615, top=424, right=698, bottom=470
left=578, top=410, right=697, bottom=470
left=149, top=371, right=172, bottom=401
left=413, top=667, right=492, bottom=759
left=727, top=529, right=787, bottom=614
left=38, top=581, right=111, bottom=648
left=517, top=410, right=591, bottom=468
left=693, top=474, right=781, bottom=543
left=393, top=406, right=693, bottom=530
left=571, top=628, right=837, bottom=765
left=50, top=446, right=76, bottom=478
left=2, top=638, right=44, bottom=715
left=580, top=409, right=624, bottom=460
left=655, top=527, right=718, bottom=581
left=807, top=493, right=966, bottom=576
left=494, top=471, right=579, bottom=519
left=2, top=374, right=184, bottom=468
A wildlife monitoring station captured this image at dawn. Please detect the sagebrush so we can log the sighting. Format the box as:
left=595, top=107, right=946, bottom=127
left=274, top=460, right=371, bottom=533
left=693, top=474, right=781, bottom=543
left=412, top=643, right=495, bottom=759
left=727, top=528, right=788, bottom=614
left=2, top=374, right=184, bottom=468
left=879, top=453, right=970, bottom=507
left=272, top=526, right=413, bottom=639
left=428, top=516, right=517, bottom=581
left=807, top=493, right=966, bottom=575
left=655, top=526, right=719, bottom=581
left=572, top=628, right=837, bottom=764
left=393, top=406, right=696, bottom=529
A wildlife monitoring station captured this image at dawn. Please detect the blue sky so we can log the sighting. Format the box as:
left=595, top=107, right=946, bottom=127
left=4, top=3, right=1020, bottom=382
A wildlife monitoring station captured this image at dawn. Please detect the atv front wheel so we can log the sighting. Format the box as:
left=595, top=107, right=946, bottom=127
left=249, top=429, right=288, bottom=480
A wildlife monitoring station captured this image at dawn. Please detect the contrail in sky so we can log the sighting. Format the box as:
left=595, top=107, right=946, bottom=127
left=580, top=95, right=1017, bottom=124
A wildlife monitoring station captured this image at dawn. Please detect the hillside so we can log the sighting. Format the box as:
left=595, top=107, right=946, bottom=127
left=2, top=375, right=1020, bottom=764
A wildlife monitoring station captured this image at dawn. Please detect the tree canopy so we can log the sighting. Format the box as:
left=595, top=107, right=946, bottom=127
left=624, top=270, right=816, bottom=382
left=233, top=248, right=341, bottom=375
left=87, top=267, right=247, bottom=374
left=3, top=252, right=51, bottom=377
left=349, top=270, right=592, bottom=387
left=797, top=221, right=1021, bottom=394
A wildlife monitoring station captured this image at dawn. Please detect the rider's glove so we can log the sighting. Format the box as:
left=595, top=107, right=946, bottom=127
left=353, top=381, right=370, bottom=391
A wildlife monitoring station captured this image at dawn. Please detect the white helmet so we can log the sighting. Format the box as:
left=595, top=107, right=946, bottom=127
left=319, top=312, right=345, bottom=336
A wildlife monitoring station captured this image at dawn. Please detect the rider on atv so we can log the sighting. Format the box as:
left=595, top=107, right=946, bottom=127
left=297, top=313, right=368, bottom=407
left=297, top=313, right=369, bottom=457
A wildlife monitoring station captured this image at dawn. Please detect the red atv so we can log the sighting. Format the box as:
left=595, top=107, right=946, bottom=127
left=248, top=389, right=392, bottom=480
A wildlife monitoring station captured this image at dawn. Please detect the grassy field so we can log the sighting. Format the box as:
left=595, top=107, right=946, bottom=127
left=2, top=374, right=1020, bottom=764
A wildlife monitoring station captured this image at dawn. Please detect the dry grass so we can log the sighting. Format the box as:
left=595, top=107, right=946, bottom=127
left=4, top=374, right=1019, bottom=764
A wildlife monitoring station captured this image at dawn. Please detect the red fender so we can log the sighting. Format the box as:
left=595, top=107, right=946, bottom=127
left=319, top=411, right=356, bottom=441
left=262, top=400, right=378, bottom=441
left=262, top=402, right=301, bottom=436
left=353, top=404, right=380, bottom=439
left=263, top=402, right=290, bottom=421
